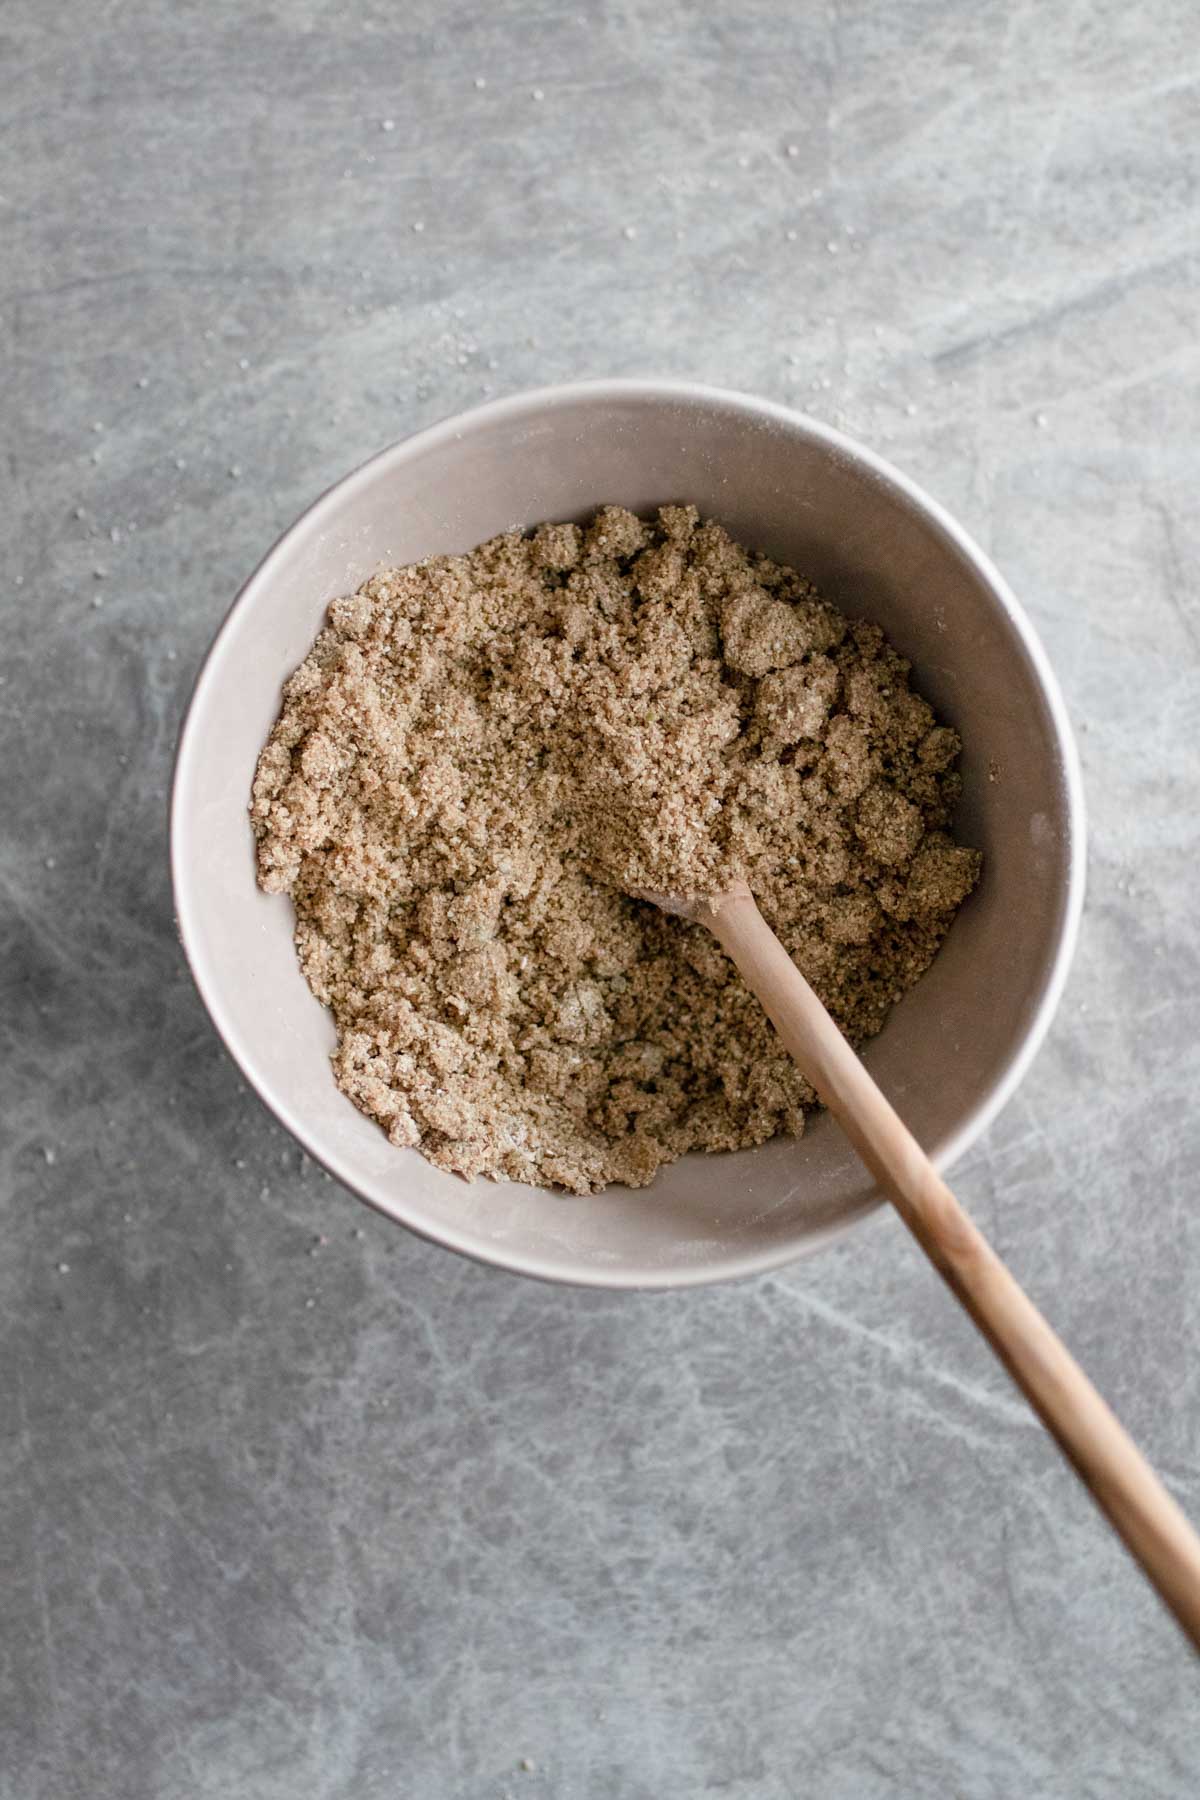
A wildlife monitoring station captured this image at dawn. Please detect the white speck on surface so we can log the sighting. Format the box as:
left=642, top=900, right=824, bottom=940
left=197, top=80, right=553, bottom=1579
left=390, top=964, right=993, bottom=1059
left=531, top=88, right=544, bottom=101
left=785, top=228, right=797, bottom=240
left=905, top=402, right=918, bottom=415
left=1035, top=411, right=1050, bottom=428
left=238, top=356, right=249, bottom=369
left=412, top=220, right=425, bottom=232
left=91, top=421, right=104, bottom=432
left=92, top=595, right=104, bottom=609
left=622, top=224, right=637, bottom=239
left=381, top=118, right=395, bottom=131
left=786, top=143, right=799, bottom=157
left=474, top=76, right=486, bottom=88
left=57, top=1262, right=70, bottom=1275
left=228, top=465, right=241, bottom=478
left=136, top=375, right=149, bottom=388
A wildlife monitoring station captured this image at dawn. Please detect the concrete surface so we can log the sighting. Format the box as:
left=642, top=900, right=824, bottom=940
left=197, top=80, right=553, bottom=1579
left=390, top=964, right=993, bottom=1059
left=4, top=1, right=1200, bottom=1795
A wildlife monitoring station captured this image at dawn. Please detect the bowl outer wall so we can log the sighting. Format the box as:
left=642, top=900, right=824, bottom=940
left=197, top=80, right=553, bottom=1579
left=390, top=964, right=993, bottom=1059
left=171, top=380, right=1085, bottom=1290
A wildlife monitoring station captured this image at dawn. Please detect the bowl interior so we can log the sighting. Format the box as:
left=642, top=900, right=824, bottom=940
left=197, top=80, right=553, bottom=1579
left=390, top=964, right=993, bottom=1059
left=172, top=384, right=1081, bottom=1287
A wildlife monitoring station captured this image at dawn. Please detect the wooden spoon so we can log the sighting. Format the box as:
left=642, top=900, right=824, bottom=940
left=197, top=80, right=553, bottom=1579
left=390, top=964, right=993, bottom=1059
left=644, top=879, right=1200, bottom=1650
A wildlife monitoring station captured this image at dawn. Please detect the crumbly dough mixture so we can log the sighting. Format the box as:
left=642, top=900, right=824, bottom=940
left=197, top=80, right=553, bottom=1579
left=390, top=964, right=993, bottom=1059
left=251, top=506, right=980, bottom=1193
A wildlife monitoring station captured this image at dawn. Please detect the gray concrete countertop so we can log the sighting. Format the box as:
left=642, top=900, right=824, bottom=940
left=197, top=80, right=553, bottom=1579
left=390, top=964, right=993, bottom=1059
left=4, top=2, right=1199, bottom=1794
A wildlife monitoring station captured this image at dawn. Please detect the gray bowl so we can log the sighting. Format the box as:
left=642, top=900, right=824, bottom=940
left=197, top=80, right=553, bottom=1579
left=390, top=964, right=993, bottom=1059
left=171, top=381, right=1084, bottom=1289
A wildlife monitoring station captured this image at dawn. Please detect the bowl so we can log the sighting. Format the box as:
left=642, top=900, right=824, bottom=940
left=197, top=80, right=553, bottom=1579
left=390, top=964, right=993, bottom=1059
left=171, top=380, right=1084, bottom=1289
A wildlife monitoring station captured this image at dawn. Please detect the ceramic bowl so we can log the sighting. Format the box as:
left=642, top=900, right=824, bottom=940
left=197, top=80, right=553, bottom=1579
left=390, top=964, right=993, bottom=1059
left=171, top=381, right=1084, bottom=1288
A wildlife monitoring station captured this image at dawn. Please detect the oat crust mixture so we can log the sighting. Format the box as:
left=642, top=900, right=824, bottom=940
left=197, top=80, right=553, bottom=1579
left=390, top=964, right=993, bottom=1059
left=251, top=506, right=980, bottom=1193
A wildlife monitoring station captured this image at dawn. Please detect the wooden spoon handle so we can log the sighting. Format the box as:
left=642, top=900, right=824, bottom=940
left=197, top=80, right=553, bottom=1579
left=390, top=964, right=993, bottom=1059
left=704, top=887, right=1200, bottom=1650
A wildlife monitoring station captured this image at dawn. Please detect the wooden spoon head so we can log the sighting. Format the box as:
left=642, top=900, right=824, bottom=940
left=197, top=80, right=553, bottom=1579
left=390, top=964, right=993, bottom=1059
left=628, top=879, right=753, bottom=925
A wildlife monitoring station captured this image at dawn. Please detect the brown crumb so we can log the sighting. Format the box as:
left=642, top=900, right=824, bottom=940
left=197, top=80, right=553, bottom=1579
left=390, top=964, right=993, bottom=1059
left=250, top=506, right=980, bottom=1193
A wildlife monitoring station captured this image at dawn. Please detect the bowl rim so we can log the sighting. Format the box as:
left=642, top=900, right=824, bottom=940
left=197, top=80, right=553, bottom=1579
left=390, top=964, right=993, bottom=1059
left=170, top=377, right=1086, bottom=1290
